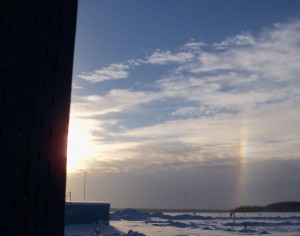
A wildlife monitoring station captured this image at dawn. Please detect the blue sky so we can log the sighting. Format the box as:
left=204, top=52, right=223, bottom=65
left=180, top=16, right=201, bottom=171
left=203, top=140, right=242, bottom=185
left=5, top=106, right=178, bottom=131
left=66, top=0, right=300, bottom=209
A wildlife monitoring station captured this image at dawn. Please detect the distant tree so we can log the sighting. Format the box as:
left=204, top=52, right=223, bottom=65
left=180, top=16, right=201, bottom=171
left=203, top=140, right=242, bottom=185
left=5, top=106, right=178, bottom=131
left=234, top=201, right=300, bottom=212
left=234, top=205, right=264, bottom=212
left=265, top=201, right=300, bottom=212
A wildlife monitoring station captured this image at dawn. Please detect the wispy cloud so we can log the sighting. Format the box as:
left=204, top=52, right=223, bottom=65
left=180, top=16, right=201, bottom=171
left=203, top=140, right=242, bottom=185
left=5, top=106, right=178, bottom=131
left=72, top=81, right=84, bottom=89
left=182, top=41, right=207, bottom=50
left=78, top=63, right=129, bottom=83
left=213, top=32, right=255, bottom=49
left=70, top=89, right=163, bottom=118
left=147, top=50, right=194, bottom=65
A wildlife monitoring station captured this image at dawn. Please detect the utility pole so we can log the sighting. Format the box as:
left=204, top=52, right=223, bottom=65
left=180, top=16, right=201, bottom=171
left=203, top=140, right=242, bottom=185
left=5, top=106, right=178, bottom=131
left=84, top=171, right=88, bottom=201
left=185, top=192, right=188, bottom=210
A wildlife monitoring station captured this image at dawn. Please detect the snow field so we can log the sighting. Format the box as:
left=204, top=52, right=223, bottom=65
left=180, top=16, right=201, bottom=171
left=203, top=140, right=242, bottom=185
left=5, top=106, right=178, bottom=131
left=65, top=209, right=300, bottom=236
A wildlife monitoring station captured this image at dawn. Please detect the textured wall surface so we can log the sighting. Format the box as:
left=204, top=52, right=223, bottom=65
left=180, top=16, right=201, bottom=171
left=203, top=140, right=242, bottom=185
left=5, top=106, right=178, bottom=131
left=0, top=1, right=77, bottom=235
left=65, top=202, right=111, bottom=225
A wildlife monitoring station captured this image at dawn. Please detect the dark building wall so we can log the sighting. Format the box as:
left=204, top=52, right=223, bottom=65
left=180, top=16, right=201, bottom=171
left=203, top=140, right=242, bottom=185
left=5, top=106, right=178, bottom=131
left=0, top=1, right=77, bottom=235
left=65, top=202, right=111, bottom=225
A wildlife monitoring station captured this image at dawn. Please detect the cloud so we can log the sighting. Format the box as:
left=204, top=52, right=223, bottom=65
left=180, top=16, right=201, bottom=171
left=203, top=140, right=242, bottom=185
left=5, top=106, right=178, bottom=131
left=70, top=19, right=300, bottom=174
left=156, top=20, right=300, bottom=114
left=72, top=81, right=84, bottom=89
left=84, top=141, right=236, bottom=173
left=77, top=63, right=129, bottom=83
left=172, top=106, right=207, bottom=117
left=70, top=89, right=163, bottom=118
left=179, top=20, right=300, bottom=82
left=83, top=99, right=300, bottom=173
left=182, top=41, right=207, bottom=50
left=213, top=32, right=255, bottom=49
left=147, top=50, right=194, bottom=65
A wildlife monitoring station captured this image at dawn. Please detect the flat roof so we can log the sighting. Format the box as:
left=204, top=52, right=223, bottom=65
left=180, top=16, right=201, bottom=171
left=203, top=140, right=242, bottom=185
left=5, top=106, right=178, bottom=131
left=66, top=201, right=110, bottom=206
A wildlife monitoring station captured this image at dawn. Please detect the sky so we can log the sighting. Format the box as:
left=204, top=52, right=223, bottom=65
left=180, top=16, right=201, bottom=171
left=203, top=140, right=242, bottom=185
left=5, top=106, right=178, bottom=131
left=66, top=0, right=300, bottom=210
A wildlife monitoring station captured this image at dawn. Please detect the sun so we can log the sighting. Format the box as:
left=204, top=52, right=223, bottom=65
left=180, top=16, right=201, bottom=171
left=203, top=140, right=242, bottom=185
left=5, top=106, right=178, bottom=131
left=67, top=118, right=96, bottom=172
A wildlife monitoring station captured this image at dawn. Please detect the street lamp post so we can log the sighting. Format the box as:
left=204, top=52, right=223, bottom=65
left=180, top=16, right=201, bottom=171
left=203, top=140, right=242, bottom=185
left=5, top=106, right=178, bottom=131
left=68, top=191, right=72, bottom=203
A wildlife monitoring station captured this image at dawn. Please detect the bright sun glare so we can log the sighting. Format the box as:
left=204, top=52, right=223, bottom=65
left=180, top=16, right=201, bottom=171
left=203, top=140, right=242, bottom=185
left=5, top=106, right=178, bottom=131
left=67, top=118, right=96, bottom=172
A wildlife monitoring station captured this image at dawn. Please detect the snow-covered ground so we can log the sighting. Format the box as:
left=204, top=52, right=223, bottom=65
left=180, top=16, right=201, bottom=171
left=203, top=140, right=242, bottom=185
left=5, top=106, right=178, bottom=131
left=65, top=209, right=300, bottom=236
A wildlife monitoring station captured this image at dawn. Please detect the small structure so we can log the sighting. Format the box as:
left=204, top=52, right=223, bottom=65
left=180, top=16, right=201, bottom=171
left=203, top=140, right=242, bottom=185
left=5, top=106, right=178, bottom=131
left=65, top=202, right=110, bottom=225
